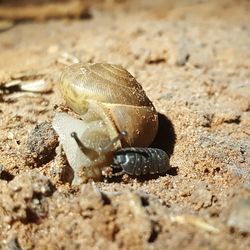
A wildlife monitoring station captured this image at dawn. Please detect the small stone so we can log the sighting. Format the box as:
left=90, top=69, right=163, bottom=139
left=227, top=198, right=250, bottom=233
left=25, top=122, right=58, bottom=167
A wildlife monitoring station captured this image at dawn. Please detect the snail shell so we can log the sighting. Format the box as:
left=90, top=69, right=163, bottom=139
left=60, top=63, right=158, bottom=147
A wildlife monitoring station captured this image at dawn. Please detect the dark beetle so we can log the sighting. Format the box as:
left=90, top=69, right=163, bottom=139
left=71, top=130, right=170, bottom=178
left=112, top=147, right=170, bottom=176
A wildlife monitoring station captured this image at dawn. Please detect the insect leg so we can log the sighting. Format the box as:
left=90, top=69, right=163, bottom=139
left=110, top=165, right=126, bottom=177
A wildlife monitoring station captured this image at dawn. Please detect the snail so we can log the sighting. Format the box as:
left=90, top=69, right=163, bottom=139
left=71, top=130, right=170, bottom=177
left=52, top=63, right=162, bottom=184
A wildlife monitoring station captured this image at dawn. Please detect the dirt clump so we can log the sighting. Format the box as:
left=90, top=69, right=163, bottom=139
left=25, top=121, right=58, bottom=167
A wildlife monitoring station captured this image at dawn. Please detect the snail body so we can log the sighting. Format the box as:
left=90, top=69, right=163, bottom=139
left=53, top=63, right=159, bottom=184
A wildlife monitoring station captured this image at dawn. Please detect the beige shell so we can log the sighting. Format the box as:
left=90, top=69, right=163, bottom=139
left=60, top=63, right=158, bottom=147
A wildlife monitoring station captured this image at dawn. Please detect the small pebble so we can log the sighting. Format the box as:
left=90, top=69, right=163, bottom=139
left=25, top=122, right=58, bottom=166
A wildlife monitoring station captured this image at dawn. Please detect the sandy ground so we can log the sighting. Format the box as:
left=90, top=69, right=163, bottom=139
left=0, top=0, right=250, bottom=249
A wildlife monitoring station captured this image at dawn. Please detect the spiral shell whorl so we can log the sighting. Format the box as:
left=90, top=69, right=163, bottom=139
left=60, top=63, right=153, bottom=114
left=60, top=63, right=158, bottom=147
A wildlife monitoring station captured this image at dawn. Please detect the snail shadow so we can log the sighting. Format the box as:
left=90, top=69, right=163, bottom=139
left=151, top=113, right=176, bottom=157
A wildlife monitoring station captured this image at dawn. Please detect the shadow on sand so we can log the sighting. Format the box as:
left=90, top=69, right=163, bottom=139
left=151, top=112, right=176, bottom=157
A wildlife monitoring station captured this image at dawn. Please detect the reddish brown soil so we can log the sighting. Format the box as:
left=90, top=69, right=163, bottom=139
left=0, top=1, right=250, bottom=249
